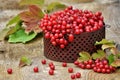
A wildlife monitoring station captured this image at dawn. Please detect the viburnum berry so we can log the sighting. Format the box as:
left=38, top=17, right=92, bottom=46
left=70, top=74, right=76, bottom=79
left=93, top=59, right=116, bottom=74
left=33, top=67, right=39, bottom=73
left=49, top=62, right=54, bottom=67
left=50, top=65, right=55, bottom=70
left=74, top=60, right=79, bottom=65
left=62, top=62, right=67, bottom=67
left=7, top=68, right=13, bottom=74
left=68, top=34, right=74, bottom=42
left=75, top=72, right=81, bottom=78
left=68, top=67, right=74, bottom=73
left=41, top=59, right=46, bottom=64
left=49, top=69, right=54, bottom=75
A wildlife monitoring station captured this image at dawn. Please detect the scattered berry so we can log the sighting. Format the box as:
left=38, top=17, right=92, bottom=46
left=68, top=68, right=74, bottom=73
left=49, top=62, right=54, bottom=67
left=49, top=69, right=54, bottom=75
left=70, top=74, right=76, bottom=79
left=33, top=67, right=39, bottom=73
left=75, top=72, right=81, bottom=78
left=7, top=68, right=12, bottom=74
left=50, top=65, right=55, bottom=70
left=41, top=59, right=46, bottom=64
left=62, top=62, right=67, bottom=67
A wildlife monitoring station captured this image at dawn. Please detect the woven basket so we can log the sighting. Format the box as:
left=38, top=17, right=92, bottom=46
left=44, top=26, right=105, bottom=63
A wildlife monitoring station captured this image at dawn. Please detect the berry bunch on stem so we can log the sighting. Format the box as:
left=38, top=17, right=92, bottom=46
left=74, top=59, right=116, bottom=74
left=39, top=6, right=104, bottom=48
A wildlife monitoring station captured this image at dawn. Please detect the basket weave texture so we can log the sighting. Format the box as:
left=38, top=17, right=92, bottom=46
left=44, top=26, right=105, bottom=63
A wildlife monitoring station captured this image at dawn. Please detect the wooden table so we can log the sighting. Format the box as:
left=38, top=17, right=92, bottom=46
left=0, top=0, right=120, bottom=80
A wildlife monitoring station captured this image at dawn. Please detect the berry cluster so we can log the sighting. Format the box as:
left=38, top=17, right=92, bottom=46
left=93, top=59, right=116, bottom=73
left=74, top=59, right=116, bottom=74
left=75, top=60, right=95, bottom=69
left=39, top=6, right=104, bottom=48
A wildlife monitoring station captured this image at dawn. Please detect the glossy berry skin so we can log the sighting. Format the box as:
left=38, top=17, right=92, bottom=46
left=62, top=62, right=67, bottom=67
left=68, top=68, right=74, bottom=73
left=7, top=68, right=12, bottom=74
left=68, top=34, right=74, bottom=42
left=41, top=59, right=46, bottom=64
left=76, top=72, right=81, bottom=78
left=49, top=69, right=54, bottom=75
left=49, top=62, right=54, bottom=67
left=33, top=67, right=39, bottom=73
left=93, top=59, right=116, bottom=74
left=74, top=61, right=79, bottom=65
left=50, top=65, right=55, bottom=70
left=71, top=74, right=76, bottom=79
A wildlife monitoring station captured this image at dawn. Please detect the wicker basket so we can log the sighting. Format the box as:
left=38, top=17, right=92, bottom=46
left=44, top=26, right=105, bottom=63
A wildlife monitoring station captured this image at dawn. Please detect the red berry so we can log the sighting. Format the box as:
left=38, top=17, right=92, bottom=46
left=86, top=64, right=91, bottom=69
left=7, top=68, right=12, bottom=74
left=52, top=41, right=57, bottom=46
left=45, top=33, right=50, bottom=39
left=80, top=64, right=85, bottom=69
left=62, top=62, right=67, bottom=67
left=91, top=64, right=95, bottom=68
left=102, top=60, right=108, bottom=65
left=41, top=59, right=46, bottom=64
left=49, top=69, right=54, bottom=75
left=106, top=69, right=111, bottom=74
left=88, top=59, right=93, bottom=65
left=49, top=62, right=54, bottom=67
left=97, top=68, right=101, bottom=73
left=71, top=74, right=76, bottom=79
left=74, top=61, right=79, bottom=65
left=60, top=44, right=65, bottom=49
left=104, top=65, right=109, bottom=69
left=50, top=65, right=55, bottom=70
left=68, top=68, right=73, bottom=73
left=93, top=67, right=97, bottom=72
left=102, top=68, right=106, bottom=73
left=68, top=34, right=74, bottom=42
left=76, top=72, right=81, bottom=78
left=33, top=67, right=39, bottom=73
left=99, top=64, right=104, bottom=69
left=83, top=61, right=88, bottom=65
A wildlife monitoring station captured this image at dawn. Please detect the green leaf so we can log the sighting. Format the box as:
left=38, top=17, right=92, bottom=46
left=111, top=59, right=120, bottom=67
left=107, top=54, right=115, bottom=65
left=102, top=44, right=115, bottom=50
left=46, top=2, right=67, bottom=13
left=6, top=15, right=21, bottom=27
left=0, top=28, right=11, bottom=41
left=19, top=0, right=44, bottom=6
left=8, top=29, right=37, bottom=43
left=116, top=53, right=120, bottom=58
left=78, top=51, right=91, bottom=62
left=95, top=39, right=114, bottom=45
left=0, top=16, right=22, bottom=41
left=92, top=50, right=106, bottom=60
left=19, top=56, right=32, bottom=67
left=7, top=21, right=22, bottom=36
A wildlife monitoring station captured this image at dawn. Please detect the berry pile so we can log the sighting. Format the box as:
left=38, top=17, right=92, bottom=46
left=39, top=6, right=104, bottom=48
left=74, top=59, right=116, bottom=74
